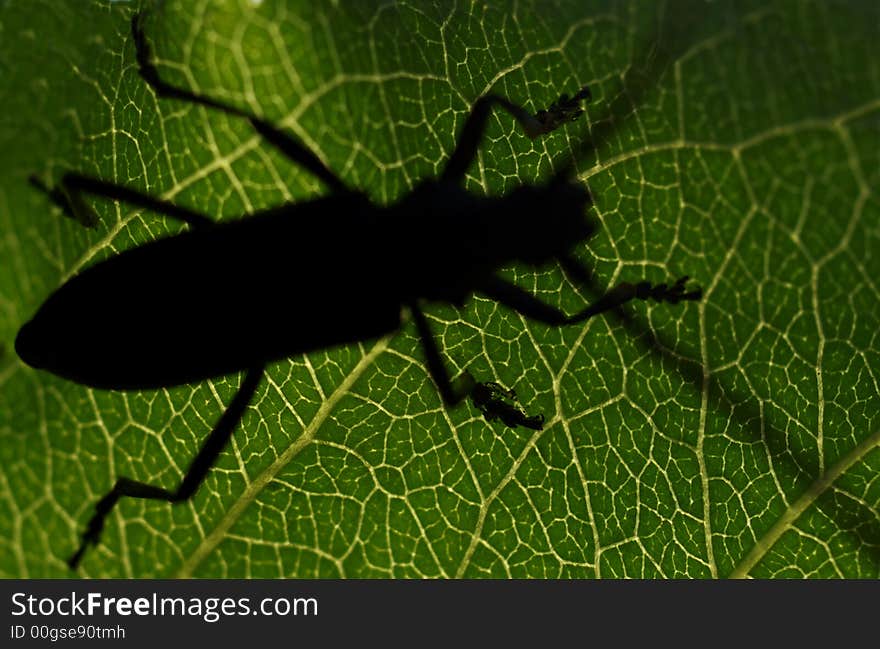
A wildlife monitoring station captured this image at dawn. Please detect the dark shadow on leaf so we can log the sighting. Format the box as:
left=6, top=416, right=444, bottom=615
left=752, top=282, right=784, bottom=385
left=559, top=2, right=880, bottom=574
left=561, top=0, right=713, bottom=172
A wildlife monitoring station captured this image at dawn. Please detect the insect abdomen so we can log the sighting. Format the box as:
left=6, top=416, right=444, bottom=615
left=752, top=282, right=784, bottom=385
left=16, top=199, right=401, bottom=390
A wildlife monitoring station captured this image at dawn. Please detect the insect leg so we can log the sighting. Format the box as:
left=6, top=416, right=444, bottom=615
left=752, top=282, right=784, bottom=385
left=408, top=302, right=475, bottom=406
left=477, top=274, right=701, bottom=326
left=441, top=86, right=591, bottom=184
left=29, top=172, right=213, bottom=230
left=67, top=364, right=264, bottom=570
left=131, top=13, right=346, bottom=194
left=556, top=252, right=702, bottom=307
left=441, top=95, right=543, bottom=184
left=470, top=382, right=545, bottom=431
left=557, top=253, right=598, bottom=296
left=410, top=306, right=547, bottom=426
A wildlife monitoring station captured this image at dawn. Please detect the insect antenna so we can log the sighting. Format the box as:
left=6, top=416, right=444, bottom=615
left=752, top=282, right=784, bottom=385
left=549, top=1, right=710, bottom=184
left=547, top=8, right=878, bottom=562
left=545, top=2, right=716, bottom=299
left=543, top=3, right=714, bottom=365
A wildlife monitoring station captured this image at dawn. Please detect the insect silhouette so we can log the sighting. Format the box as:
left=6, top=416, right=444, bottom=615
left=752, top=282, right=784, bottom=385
left=470, top=382, right=546, bottom=430
left=15, top=13, right=701, bottom=570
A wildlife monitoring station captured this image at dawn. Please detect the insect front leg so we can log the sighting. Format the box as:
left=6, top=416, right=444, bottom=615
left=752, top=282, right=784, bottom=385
left=67, top=365, right=264, bottom=570
left=131, top=13, right=346, bottom=194
left=29, top=172, right=213, bottom=230
left=477, top=273, right=702, bottom=326
left=441, top=86, right=591, bottom=184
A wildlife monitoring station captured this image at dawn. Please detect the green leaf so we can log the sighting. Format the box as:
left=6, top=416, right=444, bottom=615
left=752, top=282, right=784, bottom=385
left=1, top=0, right=878, bottom=578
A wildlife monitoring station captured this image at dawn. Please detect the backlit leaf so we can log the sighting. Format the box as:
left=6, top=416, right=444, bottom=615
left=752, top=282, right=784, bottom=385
left=0, top=0, right=877, bottom=578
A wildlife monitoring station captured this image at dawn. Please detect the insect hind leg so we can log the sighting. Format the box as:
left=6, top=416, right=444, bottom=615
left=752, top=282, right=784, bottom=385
left=132, top=13, right=346, bottom=194
left=67, top=365, right=264, bottom=570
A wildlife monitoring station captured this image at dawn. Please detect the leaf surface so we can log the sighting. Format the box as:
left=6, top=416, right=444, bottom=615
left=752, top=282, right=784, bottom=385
left=0, top=0, right=877, bottom=578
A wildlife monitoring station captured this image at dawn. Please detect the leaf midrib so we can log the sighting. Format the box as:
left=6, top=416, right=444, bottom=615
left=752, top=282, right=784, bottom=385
left=730, top=428, right=880, bottom=578
left=104, top=100, right=877, bottom=578
left=50, top=11, right=880, bottom=576
left=175, top=335, right=392, bottom=578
